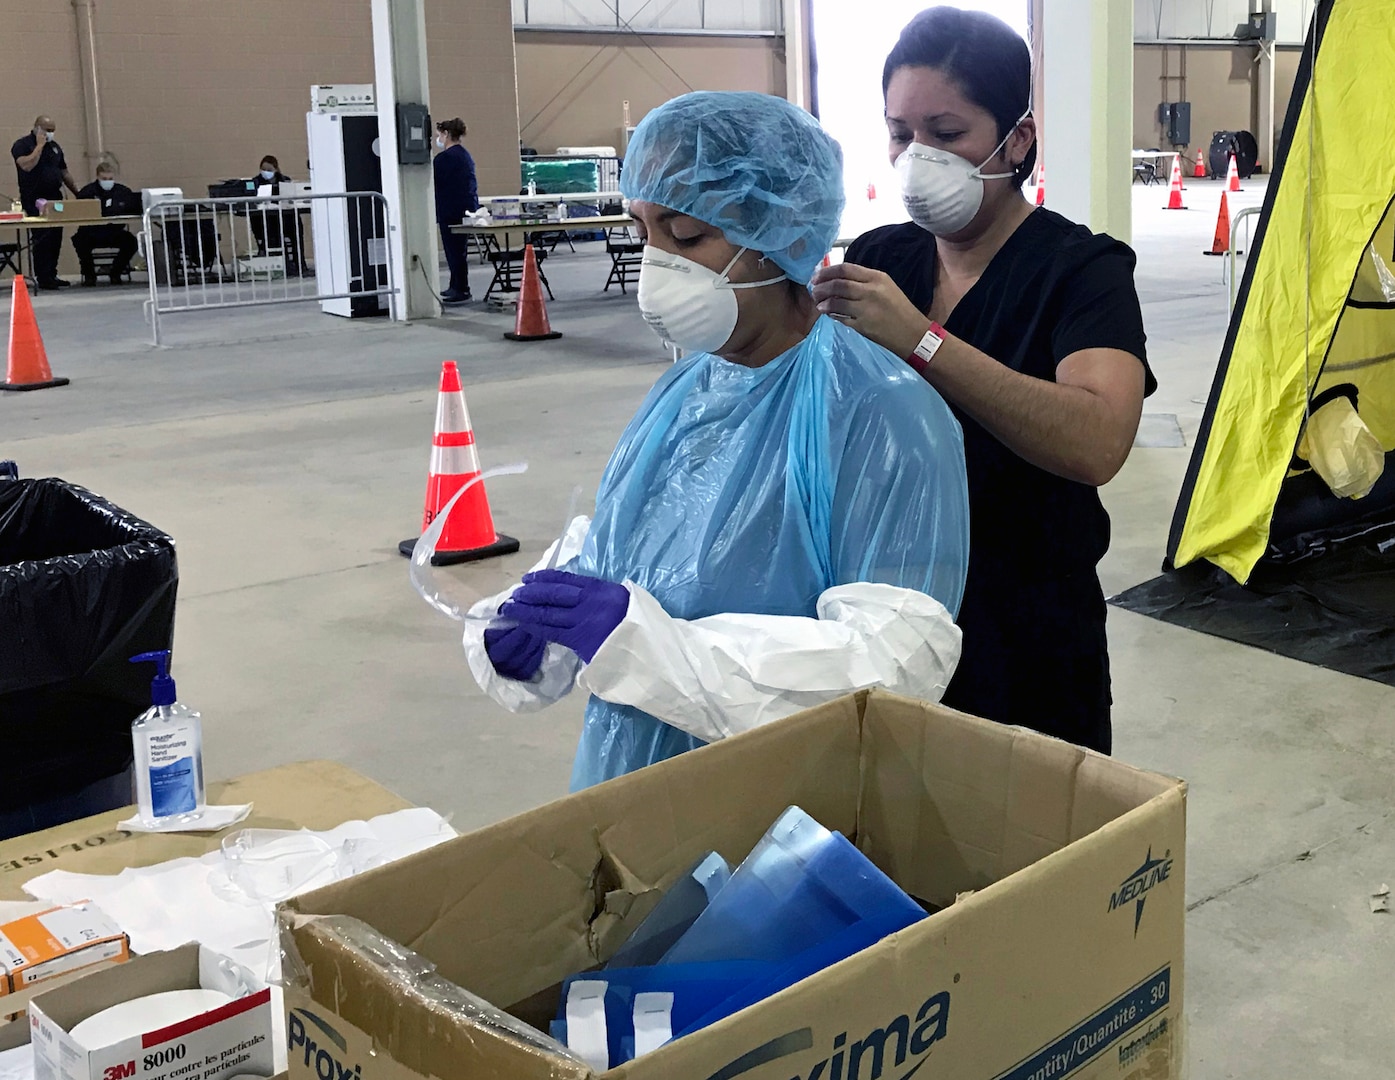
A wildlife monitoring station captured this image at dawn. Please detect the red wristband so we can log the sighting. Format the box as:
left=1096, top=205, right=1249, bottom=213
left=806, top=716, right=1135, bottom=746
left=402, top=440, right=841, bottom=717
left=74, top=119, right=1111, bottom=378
left=905, top=321, right=947, bottom=376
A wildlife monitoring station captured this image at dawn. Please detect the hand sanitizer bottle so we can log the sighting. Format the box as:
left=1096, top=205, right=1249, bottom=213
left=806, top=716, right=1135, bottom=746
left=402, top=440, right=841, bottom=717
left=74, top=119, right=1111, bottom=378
left=129, top=650, right=206, bottom=826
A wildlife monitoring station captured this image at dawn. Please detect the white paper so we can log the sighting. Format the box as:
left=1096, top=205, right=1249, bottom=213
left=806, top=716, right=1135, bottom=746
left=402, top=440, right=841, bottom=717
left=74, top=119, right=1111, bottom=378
left=564, top=981, right=609, bottom=1073
left=24, top=808, right=455, bottom=983
left=0, top=1043, right=34, bottom=1080
left=633, top=991, right=675, bottom=1058
left=118, top=804, right=253, bottom=834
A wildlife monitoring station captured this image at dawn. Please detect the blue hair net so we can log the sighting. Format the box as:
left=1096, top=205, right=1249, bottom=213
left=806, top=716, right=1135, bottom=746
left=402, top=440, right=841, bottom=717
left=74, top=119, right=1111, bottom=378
left=620, top=91, right=845, bottom=283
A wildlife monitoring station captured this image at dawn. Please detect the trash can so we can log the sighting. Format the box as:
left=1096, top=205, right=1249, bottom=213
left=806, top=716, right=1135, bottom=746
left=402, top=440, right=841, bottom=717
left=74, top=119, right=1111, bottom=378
left=0, top=469, right=178, bottom=840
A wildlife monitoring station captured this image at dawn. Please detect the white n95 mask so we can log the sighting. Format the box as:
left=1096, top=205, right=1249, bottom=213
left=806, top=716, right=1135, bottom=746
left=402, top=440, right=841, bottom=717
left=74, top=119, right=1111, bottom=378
left=637, top=247, right=788, bottom=355
left=896, top=110, right=1029, bottom=236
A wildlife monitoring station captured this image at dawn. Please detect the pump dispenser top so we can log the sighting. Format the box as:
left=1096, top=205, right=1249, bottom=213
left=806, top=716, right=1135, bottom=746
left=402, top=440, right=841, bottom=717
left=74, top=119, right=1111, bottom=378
left=130, top=650, right=176, bottom=707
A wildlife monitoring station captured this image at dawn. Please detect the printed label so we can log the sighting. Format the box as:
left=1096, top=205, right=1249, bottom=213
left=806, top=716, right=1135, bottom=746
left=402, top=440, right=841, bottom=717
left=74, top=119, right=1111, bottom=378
left=992, top=967, right=1171, bottom=1080
left=146, top=724, right=197, bottom=818
left=37, top=906, right=122, bottom=950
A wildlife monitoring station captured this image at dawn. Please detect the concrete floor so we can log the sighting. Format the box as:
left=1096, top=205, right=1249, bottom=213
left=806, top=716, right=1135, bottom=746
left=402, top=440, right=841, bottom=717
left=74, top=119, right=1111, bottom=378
left=5, top=178, right=1393, bottom=1075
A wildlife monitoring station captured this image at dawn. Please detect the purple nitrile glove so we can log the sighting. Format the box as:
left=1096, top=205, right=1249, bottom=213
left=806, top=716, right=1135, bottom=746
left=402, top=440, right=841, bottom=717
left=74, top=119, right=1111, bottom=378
left=499, top=569, right=630, bottom=663
left=484, top=624, right=547, bottom=682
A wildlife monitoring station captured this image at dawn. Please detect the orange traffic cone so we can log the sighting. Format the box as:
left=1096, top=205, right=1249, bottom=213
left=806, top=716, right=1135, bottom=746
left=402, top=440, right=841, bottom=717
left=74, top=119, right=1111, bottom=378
left=398, top=361, right=519, bottom=565
left=1226, top=153, right=1242, bottom=192
left=1034, top=161, right=1045, bottom=207
left=1163, top=157, right=1187, bottom=210
left=1203, top=192, right=1234, bottom=256
left=504, top=245, right=562, bottom=342
left=2, top=277, right=68, bottom=392
left=1193, top=149, right=1207, bottom=179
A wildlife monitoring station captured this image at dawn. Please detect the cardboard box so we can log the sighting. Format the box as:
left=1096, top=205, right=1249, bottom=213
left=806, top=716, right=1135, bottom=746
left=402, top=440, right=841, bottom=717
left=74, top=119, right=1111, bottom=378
left=0, top=905, right=129, bottom=996
left=30, top=945, right=274, bottom=1080
left=38, top=200, right=104, bottom=221
left=283, top=691, right=1187, bottom=1080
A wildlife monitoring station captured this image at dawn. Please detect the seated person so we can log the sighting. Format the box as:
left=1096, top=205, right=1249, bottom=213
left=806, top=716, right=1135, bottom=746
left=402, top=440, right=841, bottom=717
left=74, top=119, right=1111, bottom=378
left=247, top=154, right=305, bottom=275
left=464, top=91, right=972, bottom=790
left=71, top=162, right=139, bottom=285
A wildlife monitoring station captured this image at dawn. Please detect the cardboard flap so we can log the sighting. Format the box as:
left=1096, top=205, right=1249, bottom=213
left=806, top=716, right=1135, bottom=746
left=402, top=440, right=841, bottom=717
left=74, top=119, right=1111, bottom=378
left=31, top=944, right=200, bottom=1031
left=858, top=692, right=1183, bottom=906
left=286, top=920, right=592, bottom=1080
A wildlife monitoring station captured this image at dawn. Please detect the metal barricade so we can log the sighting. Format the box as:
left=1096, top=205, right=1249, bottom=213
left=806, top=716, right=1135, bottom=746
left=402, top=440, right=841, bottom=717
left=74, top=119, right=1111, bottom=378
left=1227, top=205, right=1263, bottom=309
left=140, top=191, right=397, bottom=346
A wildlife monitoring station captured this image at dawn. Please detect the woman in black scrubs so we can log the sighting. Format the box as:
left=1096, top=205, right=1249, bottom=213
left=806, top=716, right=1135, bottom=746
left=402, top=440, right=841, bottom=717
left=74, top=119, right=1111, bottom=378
left=812, top=6, right=1155, bottom=753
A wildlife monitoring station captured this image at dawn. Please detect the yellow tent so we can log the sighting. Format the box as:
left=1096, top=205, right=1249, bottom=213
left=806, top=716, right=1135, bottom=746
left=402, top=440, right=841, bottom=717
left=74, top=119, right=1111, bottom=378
left=1168, top=0, right=1395, bottom=582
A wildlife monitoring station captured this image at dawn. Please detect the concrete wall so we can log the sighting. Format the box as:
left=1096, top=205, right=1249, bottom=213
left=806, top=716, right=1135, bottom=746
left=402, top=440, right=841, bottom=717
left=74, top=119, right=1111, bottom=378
left=514, top=31, right=785, bottom=153
left=1133, top=42, right=1301, bottom=168
left=1, top=0, right=521, bottom=201
left=2, top=0, right=93, bottom=196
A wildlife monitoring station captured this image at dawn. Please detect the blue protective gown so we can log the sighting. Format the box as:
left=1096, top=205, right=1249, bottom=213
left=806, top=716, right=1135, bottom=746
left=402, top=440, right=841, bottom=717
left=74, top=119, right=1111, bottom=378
left=565, top=315, right=970, bottom=790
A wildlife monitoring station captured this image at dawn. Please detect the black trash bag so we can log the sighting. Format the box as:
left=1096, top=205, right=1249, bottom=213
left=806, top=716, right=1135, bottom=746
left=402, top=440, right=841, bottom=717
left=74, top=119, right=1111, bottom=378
left=0, top=477, right=178, bottom=838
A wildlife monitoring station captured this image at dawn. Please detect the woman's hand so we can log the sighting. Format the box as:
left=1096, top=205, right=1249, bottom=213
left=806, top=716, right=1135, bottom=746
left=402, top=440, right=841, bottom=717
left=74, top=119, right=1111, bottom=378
left=812, top=263, right=931, bottom=360
left=500, top=569, right=630, bottom=663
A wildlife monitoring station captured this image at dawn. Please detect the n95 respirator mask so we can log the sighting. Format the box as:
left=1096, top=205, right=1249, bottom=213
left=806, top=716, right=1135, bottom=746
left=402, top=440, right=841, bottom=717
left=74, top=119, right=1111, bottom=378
left=896, top=110, right=1030, bottom=236
left=637, top=247, right=788, bottom=355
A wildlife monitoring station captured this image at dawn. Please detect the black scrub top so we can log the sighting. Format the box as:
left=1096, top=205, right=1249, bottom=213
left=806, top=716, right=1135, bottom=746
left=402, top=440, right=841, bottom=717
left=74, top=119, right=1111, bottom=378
left=845, top=207, right=1154, bottom=753
left=11, top=134, right=66, bottom=214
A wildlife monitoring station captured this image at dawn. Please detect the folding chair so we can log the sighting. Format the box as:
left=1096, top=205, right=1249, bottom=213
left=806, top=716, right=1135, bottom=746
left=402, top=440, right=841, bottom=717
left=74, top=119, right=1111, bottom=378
left=89, top=246, right=134, bottom=282
left=1132, top=161, right=1158, bottom=185
left=484, top=246, right=554, bottom=304
left=0, top=242, right=20, bottom=278
left=604, top=226, right=644, bottom=294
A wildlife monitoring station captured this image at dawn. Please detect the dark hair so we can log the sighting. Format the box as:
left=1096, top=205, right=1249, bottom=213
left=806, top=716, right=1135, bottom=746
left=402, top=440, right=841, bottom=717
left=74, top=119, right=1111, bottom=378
left=260, top=154, right=280, bottom=171
left=436, top=117, right=467, bottom=140
left=883, top=6, right=1036, bottom=187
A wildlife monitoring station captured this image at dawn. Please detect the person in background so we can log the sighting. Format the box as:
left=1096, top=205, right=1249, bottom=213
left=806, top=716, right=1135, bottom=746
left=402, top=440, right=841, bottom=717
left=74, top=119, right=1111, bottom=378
left=71, top=162, right=138, bottom=286
left=248, top=154, right=305, bottom=275
left=812, top=7, right=1153, bottom=753
left=433, top=117, right=479, bottom=304
left=11, top=116, right=80, bottom=289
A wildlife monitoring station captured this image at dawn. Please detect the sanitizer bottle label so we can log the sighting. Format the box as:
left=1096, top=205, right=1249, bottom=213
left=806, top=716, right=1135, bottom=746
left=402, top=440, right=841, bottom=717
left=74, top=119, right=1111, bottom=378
left=147, top=725, right=198, bottom=817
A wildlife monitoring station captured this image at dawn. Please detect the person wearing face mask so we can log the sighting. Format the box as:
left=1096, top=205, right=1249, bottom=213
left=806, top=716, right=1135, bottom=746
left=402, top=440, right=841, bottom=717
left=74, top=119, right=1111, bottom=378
left=812, top=7, right=1154, bottom=755
left=247, top=154, right=307, bottom=276
left=11, top=115, right=80, bottom=289
left=460, top=91, right=970, bottom=790
left=71, top=162, right=139, bottom=286
left=433, top=117, right=479, bottom=304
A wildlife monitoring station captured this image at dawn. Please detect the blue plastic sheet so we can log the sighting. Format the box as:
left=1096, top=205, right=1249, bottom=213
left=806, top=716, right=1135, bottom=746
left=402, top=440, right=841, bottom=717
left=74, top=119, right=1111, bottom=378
left=567, top=315, right=969, bottom=789
left=660, top=807, right=924, bottom=966
left=553, top=807, right=929, bottom=1068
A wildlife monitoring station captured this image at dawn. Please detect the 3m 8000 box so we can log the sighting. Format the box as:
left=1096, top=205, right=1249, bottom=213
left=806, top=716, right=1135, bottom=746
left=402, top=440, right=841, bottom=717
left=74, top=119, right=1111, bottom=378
left=283, top=690, right=1186, bottom=1080
left=29, top=945, right=273, bottom=1080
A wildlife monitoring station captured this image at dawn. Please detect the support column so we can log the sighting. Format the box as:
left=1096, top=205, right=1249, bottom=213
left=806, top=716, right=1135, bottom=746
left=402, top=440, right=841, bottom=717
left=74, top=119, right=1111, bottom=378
left=1030, top=0, right=1045, bottom=157
left=1255, top=39, right=1277, bottom=171
left=72, top=0, right=105, bottom=172
left=1042, top=0, right=1134, bottom=242
left=783, top=0, right=812, bottom=112
left=372, top=0, right=438, bottom=321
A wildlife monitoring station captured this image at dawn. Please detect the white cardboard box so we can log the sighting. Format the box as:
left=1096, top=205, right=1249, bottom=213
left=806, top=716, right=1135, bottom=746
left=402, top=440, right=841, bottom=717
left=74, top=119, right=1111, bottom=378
left=29, top=946, right=272, bottom=1080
